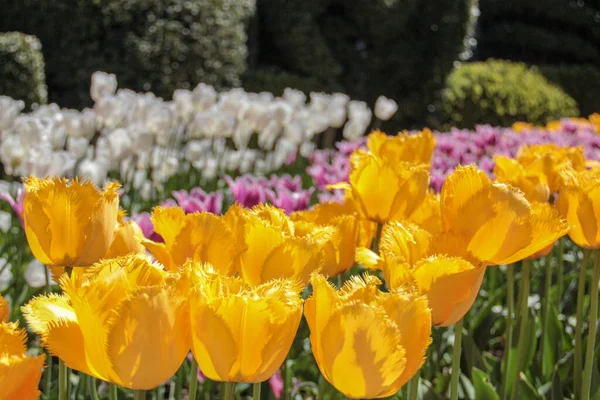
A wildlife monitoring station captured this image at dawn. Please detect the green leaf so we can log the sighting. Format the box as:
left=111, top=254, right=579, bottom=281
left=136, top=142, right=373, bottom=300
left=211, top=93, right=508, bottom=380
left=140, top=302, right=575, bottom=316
left=504, top=309, right=539, bottom=395
left=542, top=305, right=562, bottom=381
left=518, top=373, right=542, bottom=400
left=472, top=367, right=500, bottom=400
left=551, top=365, right=563, bottom=400
left=462, top=328, right=485, bottom=374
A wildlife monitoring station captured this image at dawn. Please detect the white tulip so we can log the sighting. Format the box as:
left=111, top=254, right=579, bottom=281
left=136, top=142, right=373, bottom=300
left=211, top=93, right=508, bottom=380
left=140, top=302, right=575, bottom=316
left=133, top=170, right=147, bottom=190
left=78, top=159, right=107, bottom=186
left=0, top=259, right=12, bottom=292
left=0, top=211, right=12, bottom=233
left=67, top=137, right=90, bottom=158
left=24, top=259, right=55, bottom=288
left=300, top=141, right=316, bottom=158
left=343, top=119, right=368, bottom=140
left=348, top=100, right=373, bottom=126
left=0, top=96, right=24, bottom=131
left=374, top=96, right=399, bottom=121
left=283, top=88, right=306, bottom=107
left=90, top=71, right=118, bottom=102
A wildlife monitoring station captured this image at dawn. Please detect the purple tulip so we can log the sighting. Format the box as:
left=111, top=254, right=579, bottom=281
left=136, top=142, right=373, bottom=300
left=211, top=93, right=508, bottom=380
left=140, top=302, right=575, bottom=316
left=132, top=212, right=163, bottom=243
left=166, top=188, right=223, bottom=214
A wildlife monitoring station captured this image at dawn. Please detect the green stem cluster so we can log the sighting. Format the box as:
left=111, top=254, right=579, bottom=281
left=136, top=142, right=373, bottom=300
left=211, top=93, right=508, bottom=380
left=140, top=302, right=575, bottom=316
left=581, top=251, right=600, bottom=400
left=510, top=260, right=531, bottom=400
left=450, top=318, right=464, bottom=400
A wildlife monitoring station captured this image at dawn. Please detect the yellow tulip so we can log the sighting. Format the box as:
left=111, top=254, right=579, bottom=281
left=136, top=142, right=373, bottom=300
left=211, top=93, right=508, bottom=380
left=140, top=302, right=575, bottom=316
left=142, top=206, right=237, bottom=273
left=104, top=211, right=146, bottom=258
left=403, top=191, right=443, bottom=235
left=189, top=264, right=302, bottom=383
left=335, top=150, right=430, bottom=223
left=441, top=166, right=569, bottom=265
left=22, top=254, right=189, bottom=390
left=304, top=273, right=431, bottom=398
left=556, top=169, right=600, bottom=248
left=0, top=297, right=45, bottom=400
left=516, top=144, right=586, bottom=192
left=291, top=203, right=360, bottom=277
left=229, top=205, right=327, bottom=286
left=50, top=211, right=147, bottom=279
left=23, top=177, right=120, bottom=267
left=494, top=155, right=551, bottom=203
left=358, top=221, right=485, bottom=326
left=367, top=128, right=435, bottom=164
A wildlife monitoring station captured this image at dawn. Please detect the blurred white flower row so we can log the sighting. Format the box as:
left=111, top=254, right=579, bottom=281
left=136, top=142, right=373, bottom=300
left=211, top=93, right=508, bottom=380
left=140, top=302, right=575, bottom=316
left=0, top=72, right=398, bottom=198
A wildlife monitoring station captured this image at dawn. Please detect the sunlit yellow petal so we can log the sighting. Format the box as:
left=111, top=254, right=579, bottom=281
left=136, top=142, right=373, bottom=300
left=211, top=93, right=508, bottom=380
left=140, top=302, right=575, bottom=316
left=150, top=206, right=186, bottom=246
left=0, top=352, right=45, bottom=400
left=104, top=219, right=146, bottom=259
left=411, top=256, right=486, bottom=326
left=106, top=287, right=189, bottom=389
left=379, top=291, right=431, bottom=389
left=380, top=221, right=431, bottom=265
left=406, top=191, right=442, bottom=235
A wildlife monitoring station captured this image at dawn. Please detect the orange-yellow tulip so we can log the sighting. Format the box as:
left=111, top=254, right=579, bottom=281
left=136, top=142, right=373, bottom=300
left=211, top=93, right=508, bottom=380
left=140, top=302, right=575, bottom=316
left=104, top=211, right=146, bottom=258
left=226, top=205, right=328, bottom=285
left=291, top=203, right=360, bottom=277
left=0, top=296, right=45, bottom=400
left=142, top=206, right=236, bottom=273
left=516, top=144, right=586, bottom=192
left=189, top=264, right=302, bottom=383
left=441, top=166, right=569, bottom=265
left=334, top=150, right=430, bottom=224
left=556, top=169, right=600, bottom=248
left=494, top=155, right=551, bottom=203
left=366, top=128, right=435, bottom=164
left=358, top=221, right=486, bottom=326
left=304, top=273, right=431, bottom=398
left=22, top=254, right=189, bottom=390
left=23, top=177, right=120, bottom=267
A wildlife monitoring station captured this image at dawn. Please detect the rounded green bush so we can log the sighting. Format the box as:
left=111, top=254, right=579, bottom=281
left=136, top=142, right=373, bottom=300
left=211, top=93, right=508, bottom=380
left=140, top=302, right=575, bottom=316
left=0, top=32, right=47, bottom=108
left=440, top=59, right=579, bottom=128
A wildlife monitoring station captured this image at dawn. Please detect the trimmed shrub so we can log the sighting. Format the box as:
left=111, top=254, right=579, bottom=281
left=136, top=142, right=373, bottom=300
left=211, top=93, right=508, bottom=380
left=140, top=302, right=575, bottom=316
left=475, top=0, right=600, bottom=65
left=439, top=60, right=579, bottom=129
left=247, top=0, right=474, bottom=127
left=0, top=32, right=47, bottom=108
left=539, top=64, right=600, bottom=116
left=0, top=0, right=255, bottom=108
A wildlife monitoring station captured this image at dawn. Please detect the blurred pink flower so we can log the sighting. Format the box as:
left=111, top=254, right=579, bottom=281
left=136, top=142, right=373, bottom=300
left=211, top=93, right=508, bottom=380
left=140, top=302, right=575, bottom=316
left=0, top=185, right=24, bottom=227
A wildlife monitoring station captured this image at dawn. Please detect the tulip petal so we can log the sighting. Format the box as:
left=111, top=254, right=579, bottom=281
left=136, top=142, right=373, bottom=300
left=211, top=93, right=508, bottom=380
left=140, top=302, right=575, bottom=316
left=380, top=222, right=431, bottom=265
left=0, top=322, right=27, bottom=356
left=106, top=287, right=189, bottom=389
left=380, top=292, right=432, bottom=389
left=142, top=239, right=176, bottom=270
left=239, top=218, right=285, bottom=285
left=190, top=298, right=238, bottom=381
left=151, top=206, right=187, bottom=246
left=21, top=294, right=91, bottom=376
left=170, top=213, right=236, bottom=274
left=411, top=256, right=486, bottom=326
left=0, top=352, right=45, bottom=400
left=318, top=303, right=406, bottom=399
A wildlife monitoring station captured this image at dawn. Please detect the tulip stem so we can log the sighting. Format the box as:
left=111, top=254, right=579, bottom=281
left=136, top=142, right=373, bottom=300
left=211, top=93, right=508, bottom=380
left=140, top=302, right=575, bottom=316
left=188, top=357, right=199, bottom=400
left=510, top=259, right=531, bottom=400
left=109, top=383, right=118, bottom=400
left=371, top=223, right=384, bottom=254
left=224, top=382, right=236, bottom=400
left=409, top=373, right=419, bottom=400
left=282, top=360, right=290, bottom=400
left=58, top=359, right=69, bottom=400
left=557, top=237, right=564, bottom=304
left=581, top=251, right=600, bottom=400
left=500, top=264, right=514, bottom=400
left=45, top=352, right=53, bottom=396
left=574, top=249, right=591, bottom=397
left=174, top=365, right=183, bottom=400
left=88, top=376, right=100, bottom=400
left=134, top=390, right=146, bottom=400
left=252, top=382, right=262, bottom=399
left=541, top=254, right=553, bottom=375
left=450, top=318, right=464, bottom=400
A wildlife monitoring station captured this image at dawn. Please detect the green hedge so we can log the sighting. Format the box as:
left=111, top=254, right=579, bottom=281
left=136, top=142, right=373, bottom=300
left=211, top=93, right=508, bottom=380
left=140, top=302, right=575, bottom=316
left=539, top=64, right=600, bottom=116
left=0, top=0, right=255, bottom=108
left=247, top=0, right=474, bottom=127
left=439, top=60, right=579, bottom=129
left=0, top=32, right=47, bottom=108
left=475, top=0, right=600, bottom=65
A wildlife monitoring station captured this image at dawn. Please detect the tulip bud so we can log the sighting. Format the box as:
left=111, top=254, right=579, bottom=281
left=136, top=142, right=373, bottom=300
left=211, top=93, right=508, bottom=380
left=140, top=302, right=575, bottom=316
left=374, top=96, right=399, bottom=121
